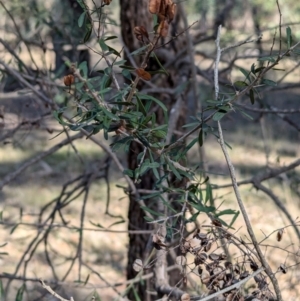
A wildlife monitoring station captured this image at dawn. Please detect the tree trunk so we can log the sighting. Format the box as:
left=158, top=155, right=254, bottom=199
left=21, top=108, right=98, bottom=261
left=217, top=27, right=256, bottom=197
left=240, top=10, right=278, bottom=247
left=119, top=1, right=190, bottom=299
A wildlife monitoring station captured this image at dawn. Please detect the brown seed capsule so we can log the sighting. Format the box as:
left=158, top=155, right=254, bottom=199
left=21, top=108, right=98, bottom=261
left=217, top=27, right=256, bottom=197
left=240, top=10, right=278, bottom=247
left=279, top=263, right=287, bottom=274
left=198, top=233, right=207, bottom=240
left=204, top=241, right=212, bottom=252
left=240, top=271, right=249, bottom=279
left=149, top=0, right=161, bottom=14
left=212, top=218, right=222, bottom=227
left=250, top=260, right=258, bottom=271
left=134, top=26, right=149, bottom=42
left=157, top=20, right=169, bottom=37
left=166, top=3, right=176, bottom=23
left=136, top=68, right=151, bottom=81
left=209, top=253, right=220, bottom=261
left=63, top=74, right=75, bottom=86
left=277, top=229, right=284, bottom=241
left=103, top=0, right=112, bottom=5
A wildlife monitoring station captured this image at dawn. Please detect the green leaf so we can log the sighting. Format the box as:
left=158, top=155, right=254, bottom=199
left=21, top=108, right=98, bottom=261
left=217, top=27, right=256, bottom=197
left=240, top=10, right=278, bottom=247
left=234, top=81, right=248, bottom=88
left=239, top=110, right=253, bottom=120
left=136, top=93, right=167, bottom=112
left=139, top=159, right=160, bottom=176
left=174, top=81, right=190, bottom=95
left=141, top=191, right=161, bottom=200
left=78, top=11, right=86, bottom=28
left=205, top=183, right=213, bottom=205
left=107, top=45, right=121, bottom=57
left=151, top=52, right=169, bottom=75
left=167, top=159, right=182, bottom=180
left=140, top=206, right=161, bottom=217
left=216, top=209, right=238, bottom=217
left=258, top=56, right=276, bottom=63
left=130, top=45, right=148, bottom=56
left=119, top=65, right=136, bottom=70
left=99, top=39, right=109, bottom=52
left=132, top=286, right=142, bottom=301
left=10, top=224, right=19, bottom=235
left=249, top=88, right=255, bottom=105
left=122, top=69, right=132, bottom=81
left=135, top=94, right=147, bottom=116
left=79, top=61, right=88, bottom=78
left=0, top=279, right=4, bottom=301
left=190, top=201, right=215, bottom=214
left=104, top=35, right=118, bottom=41
left=108, top=219, right=125, bottom=228
left=83, top=24, right=92, bottom=43
left=293, top=49, right=300, bottom=55
left=253, top=66, right=265, bottom=74
left=144, top=216, right=154, bottom=222
left=213, top=112, right=226, bottom=121
left=262, top=78, right=277, bottom=86
left=239, top=67, right=251, bottom=82
left=198, top=129, right=204, bottom=147
left=159, top=195, right=177, bottom=213
left=216, top=209, right=240, bottom=228
left=286, top=26, right=292, bottom=49
left=123, top=168, right=134, bottom=178
left=76, top=0, right=85, bottom=9
left=84, top=274, right=90, bottom=286
left=102, top=106, right=119, bottom=120
left=205, top=99, right=221, bottom=104
left=15, top=284, right=26, bottom=301
left=186, top=211, right=200, bottom=223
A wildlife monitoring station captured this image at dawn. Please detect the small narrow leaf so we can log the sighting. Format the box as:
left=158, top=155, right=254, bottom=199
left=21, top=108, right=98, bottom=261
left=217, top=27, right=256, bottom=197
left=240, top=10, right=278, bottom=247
left=249, top=88, right=255, bottom=105
left=83, top=25, right=92, bottom=43
left=15, top=284, right=26, bottom=301
left=213, top=112, right=226, bottom=121
left=78, top=11, right=86, bottom=28
left=286, top=26, right=292, bottom=49
left=258, top=56, right=276, bottom=63
left=262, top=78, right=277, bottom=87
left=198, top=129, right=204, bottom=147
left=234, top=81, right=248, bottom=88
left=239, top=67, right=251, bottom=82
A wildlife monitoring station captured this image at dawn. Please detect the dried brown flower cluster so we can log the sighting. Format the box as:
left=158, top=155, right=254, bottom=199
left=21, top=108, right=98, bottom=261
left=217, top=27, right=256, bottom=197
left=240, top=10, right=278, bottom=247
left=149, top=0, right=176, bottom=37
left=63, top=74, right=75, bottom=86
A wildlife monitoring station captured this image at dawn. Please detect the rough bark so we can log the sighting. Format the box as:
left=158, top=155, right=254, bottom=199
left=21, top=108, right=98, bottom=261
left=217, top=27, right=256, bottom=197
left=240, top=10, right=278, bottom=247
left=119, top=1, right=190, bottom=299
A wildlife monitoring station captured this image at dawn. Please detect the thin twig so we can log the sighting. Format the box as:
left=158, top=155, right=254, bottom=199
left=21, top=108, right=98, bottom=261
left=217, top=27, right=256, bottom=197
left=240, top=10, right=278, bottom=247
left=39, top=279, right=74, bottom=301
left=214, top=25, right=283, bottom=301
